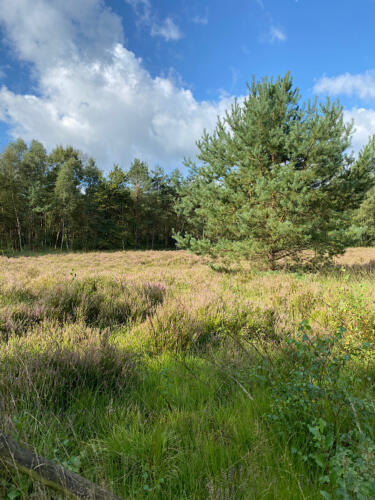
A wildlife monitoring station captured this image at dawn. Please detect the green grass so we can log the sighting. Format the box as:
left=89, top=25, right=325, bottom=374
left=1, top=249, right=375, bottom=499
left=1, top=349, right=320, bottom=499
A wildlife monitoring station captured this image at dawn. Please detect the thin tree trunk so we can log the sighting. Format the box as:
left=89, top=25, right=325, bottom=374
left=44, top=213, right=47, bottom=248
left=55, top=228, right=60, bottom=250
left=11, top=192, right=22, bottom=252
left=15, top=214, right=22, bottom=252
left=61, top=219, right=65, bottom=251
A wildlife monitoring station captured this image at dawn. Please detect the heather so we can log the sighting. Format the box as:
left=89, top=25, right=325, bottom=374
left=1, top=249, right=375, bottom=498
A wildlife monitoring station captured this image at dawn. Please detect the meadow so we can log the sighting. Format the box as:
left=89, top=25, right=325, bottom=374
left=1, top=249, right=375, bottom=499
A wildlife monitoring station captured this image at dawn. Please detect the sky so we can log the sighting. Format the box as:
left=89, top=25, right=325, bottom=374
left=0, top=0, right=374, bottom=172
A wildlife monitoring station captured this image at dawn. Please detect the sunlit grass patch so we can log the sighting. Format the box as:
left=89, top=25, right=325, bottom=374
left=0, top=276, right=166, bottom=340
left=0, top=324, right=137, bottom=411
left=2, top=249, right=375, bottom=498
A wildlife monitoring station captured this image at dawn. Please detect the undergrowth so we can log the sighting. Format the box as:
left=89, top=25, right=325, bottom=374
left=1, top=250, right=375, bottom=499
left=0, top=277, right=165, bottom=338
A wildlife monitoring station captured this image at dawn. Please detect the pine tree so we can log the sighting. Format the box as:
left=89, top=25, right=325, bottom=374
left=353, top=187, right=375, bottom=245
left=352, top=139, right=375, bottom=245
left=93, top=165, right=132, bottom=249
left=174, top=73, right=375, bottom=268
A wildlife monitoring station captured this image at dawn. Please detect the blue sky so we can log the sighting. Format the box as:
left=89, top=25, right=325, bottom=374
left=0, top=0, right=374, bottom=171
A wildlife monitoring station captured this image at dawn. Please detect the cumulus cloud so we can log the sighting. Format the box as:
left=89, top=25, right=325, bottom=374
left=344, top=108, right=375, bottom=152
left=0, top=0, right=124, bottom=69
left=0, top=0, right=233, bottom=170
left=314, top=71, right=375, bottom=152
left=314, top=71, right=375, bottom=100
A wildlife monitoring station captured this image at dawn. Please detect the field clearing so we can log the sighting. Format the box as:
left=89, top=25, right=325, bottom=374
left=1, top=248, right=375, bottom=499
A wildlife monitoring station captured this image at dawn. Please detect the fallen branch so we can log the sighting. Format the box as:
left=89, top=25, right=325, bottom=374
left=0, top=433, right=122, bottom=500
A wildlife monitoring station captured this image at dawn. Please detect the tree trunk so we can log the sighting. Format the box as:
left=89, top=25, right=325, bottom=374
left=61, top=219, right=65, bottom=251
left=55, top=228, right=61, bottom=250
left=44, top=213, right=47, bottom=247
left=11, top=193, right=22, bottom=252
left=0, top=433, right=122, bottom=500
left=15, top=214, right=22, bottom=252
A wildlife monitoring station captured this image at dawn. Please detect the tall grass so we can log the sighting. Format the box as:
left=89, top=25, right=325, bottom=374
left=1, top=249, right=375, bottom=498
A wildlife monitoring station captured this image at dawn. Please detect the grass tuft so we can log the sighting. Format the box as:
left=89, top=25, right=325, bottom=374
left=1, top=248, right=375, bottom=498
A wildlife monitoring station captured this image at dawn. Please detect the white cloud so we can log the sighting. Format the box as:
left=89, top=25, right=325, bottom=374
left=192, top=15, right=208, bottom=25
left=126, top=0, right=182, bottom=42
left=269, top=26, right=286, bottom=43
left=314, top=71, right=375, bottom=100
left=314, top=71, right=375, bottom=152
left=253, top=0, right=286, bottom=45
left=0, top=0, right=233, bottom=170
left=0, top=0, right=124, bottom=69
left=344, top=108, right=375, bottom=152
left=125, top=0, right=151, bottom=26
left=151, top=17, right=182, bottom=41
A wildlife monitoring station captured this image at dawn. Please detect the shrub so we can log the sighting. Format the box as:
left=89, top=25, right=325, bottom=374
left=0, top=278, right=166, bottom=338
left=0, top=325, right=137, bottom=409
left=264, top=322, right=375, bottom=498
left=145, top=300, right=279, bottom=353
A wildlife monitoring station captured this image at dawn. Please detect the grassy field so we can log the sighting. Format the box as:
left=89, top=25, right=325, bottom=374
left=1, top=249, right=375, bottom=499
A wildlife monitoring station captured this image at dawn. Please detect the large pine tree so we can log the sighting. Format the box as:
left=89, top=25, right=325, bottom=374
left=175, top=73, right=375, bottom=267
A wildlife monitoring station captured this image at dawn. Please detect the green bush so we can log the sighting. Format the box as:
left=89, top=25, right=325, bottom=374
left=264, top=321, right=375, bottom=498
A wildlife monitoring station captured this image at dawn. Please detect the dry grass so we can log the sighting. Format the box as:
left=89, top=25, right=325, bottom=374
left=336, top=246, right=375, bottom=266
left=1, top=248, right=375, bottom=346
left=1, top=248, right=375, bottom=499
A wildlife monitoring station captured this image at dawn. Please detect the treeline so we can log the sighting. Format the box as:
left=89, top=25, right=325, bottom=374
left=0, top=139, right=185, bottom=251
left=3, top=73, right=375, bottom=262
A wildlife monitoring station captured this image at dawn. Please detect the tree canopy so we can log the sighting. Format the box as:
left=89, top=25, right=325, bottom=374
left=0, top=142, right=184, bottom=252
left=174, top=73, right=375, bottom=267
left=2, top=73, right=375, bottom=262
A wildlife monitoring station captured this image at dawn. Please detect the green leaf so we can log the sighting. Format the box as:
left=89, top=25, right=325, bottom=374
left=7, top=490, right=21, bottom=500
left=320, top=490, right=331, bottom=500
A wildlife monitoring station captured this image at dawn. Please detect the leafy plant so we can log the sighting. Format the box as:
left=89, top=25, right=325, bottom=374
left=266, top=321, right=375, bottom=498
